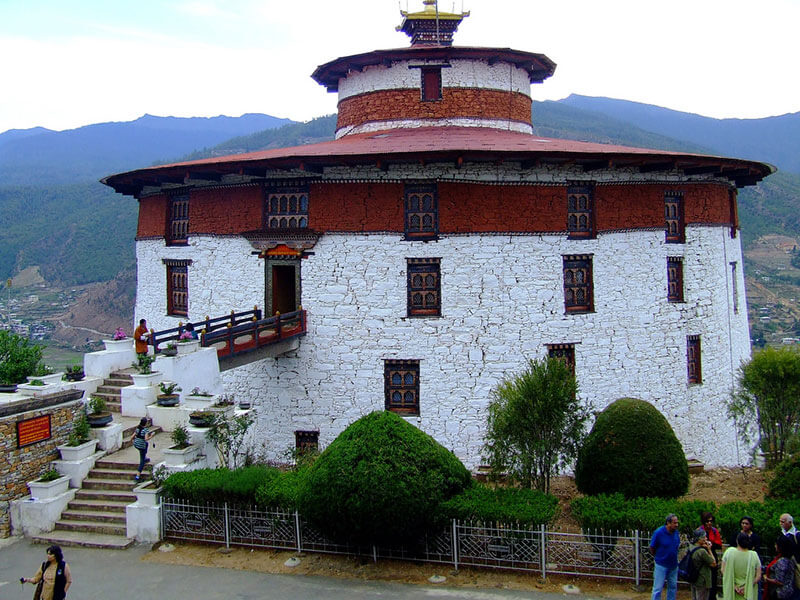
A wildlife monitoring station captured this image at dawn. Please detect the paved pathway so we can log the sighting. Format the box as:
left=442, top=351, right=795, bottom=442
left=0, top=538, right=572, bottom=600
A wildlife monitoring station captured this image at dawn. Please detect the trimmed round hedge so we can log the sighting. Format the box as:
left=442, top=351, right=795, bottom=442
left=768, top=453, right=800, bottom=499
left=574, top=398, right=689, bottom=498
left=298, top=411, right=472, bottom=545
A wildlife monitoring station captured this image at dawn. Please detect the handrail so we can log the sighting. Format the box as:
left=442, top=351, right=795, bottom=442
left=149, top=307, right=306, bottom=359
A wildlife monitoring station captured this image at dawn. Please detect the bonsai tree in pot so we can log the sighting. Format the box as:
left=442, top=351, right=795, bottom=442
left=132, top=353, right=156, bottom=374
left=157, top=381, right=182, bottom=407
left=171, top=424, right=191, bottom=449
left=162, top=342, right=178, bottom=357
left=86, top=395, right=113, bottom=427
left=63, top=364, right=85, bottom=382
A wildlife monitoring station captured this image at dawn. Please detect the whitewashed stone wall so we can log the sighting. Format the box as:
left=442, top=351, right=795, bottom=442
left=337, top=59, right=532, bottom=100
left=337, top=117, right=533, bottom=138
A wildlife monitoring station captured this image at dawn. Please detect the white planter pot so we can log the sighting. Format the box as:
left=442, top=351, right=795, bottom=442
left=163, top=444, right=200, bottom=467
left=57, top=439, right=98, bottom=461
left=103, top=339, right=134, bottom=352
left=133, top=482, right=162, bottom=507
left=176, top=340, right=201, bottom=355
left=27, top=475, right=70, bottom=500
left=130, top=372, right=162, bottom=387
left=27, top=373, right=65, bottom=385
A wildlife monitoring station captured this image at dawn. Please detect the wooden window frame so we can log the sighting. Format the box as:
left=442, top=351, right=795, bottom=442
left=563, top=254, right=594, bottom=314
left=665, top=192, right=685, bottom=243
left=731, top=261, right=739, bottom=314
left=420, top=66, right=442, bottom=102
left=567, top=184, right=594, bottom=239
left=384, top=359, right=420, bottom=416
left=667, top=257, right=684, bottom=303
left=404, top=183, right=438, bottom=241
left=164, top=259, right=191, bottom=317
left=687, top=335, right=702, bottom=384
left=295, top=430, right=319, bottom=453
left=547, top=343, right=576, bottom=376
left=167, top=193, right=189, bottom=246
left=407, top=258, right=441, bottom=317
left=265, top=185, right=309, bottom=230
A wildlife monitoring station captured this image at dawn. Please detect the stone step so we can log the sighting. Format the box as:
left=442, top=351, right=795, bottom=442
left=96, top=384, right=125, bottom=393
left=105, top=401, right=122, bottom=413
left=30, top=530, right=135, bottom=550
left=88, top=468, right=143, bottom=481
left=82, top=478, right=139, bottom=492
left=61, top=509, right=126, bottom=525
left=53, top=519, right=128, bottom=537
left=74, top=489, right=136, bottom=503
left=67, top=498, right=131, bottom=513
left=94, top=459, right=152, bottom=472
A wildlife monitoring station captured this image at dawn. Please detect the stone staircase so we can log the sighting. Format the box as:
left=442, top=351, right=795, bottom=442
left=92, top=371, right=133, bottom=414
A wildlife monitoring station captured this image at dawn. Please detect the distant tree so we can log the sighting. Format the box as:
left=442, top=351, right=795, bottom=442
left=729, top=346, right=800, bottom=466
left=0, top=330, right=43, bottom=385
left=483, top=357, right=589, bottom=493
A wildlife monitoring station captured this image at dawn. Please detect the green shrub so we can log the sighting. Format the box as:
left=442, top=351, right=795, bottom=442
left=298, top=411, right=472, bottom=545
left=38, top=469, right=62, bottom=482
left=67, top=415, right=91, bottom=446
left=0, top=331, right=43, bottom=384
left=255, top=469, right=308, bottom=509
left=162, top=466, right=278, bottom=504
left=438, top=483, right=559, bottom=525
left=768, top=454, right=800, bottom=499
left=574, top=398, right=689, bottom=498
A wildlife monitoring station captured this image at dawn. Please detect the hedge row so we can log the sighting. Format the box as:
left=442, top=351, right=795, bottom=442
left=162, top=468, right=559, bottom=526
left=572, top=493, right=800, bottom=538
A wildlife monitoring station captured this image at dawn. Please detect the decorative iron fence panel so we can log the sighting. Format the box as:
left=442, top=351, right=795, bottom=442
left=162, top=499, right=669, bottom=583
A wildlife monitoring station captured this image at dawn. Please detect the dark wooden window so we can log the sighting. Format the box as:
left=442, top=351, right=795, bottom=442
left=166, top=264, right=188, bottom=317
left=167, top=194, right=189, bottom=245
left=295, top=430, right=319, bottom=453
left=385, top=359, right=420, bottom=416
left=421, top=67, right=442, bottom=101
left=665, top=192, right=684, bottom=243
left=667, top=257, right=684, bottom=303
left=563, top=255, right=593, bottom=313
left=547, top=343, right=576, bottom=375
left=687, top=335, right=702, bottom=384
left=266, top=187, right=309, bottom=230
left=407, top=258, right=441, bottom=317
left=731, top=261, right=739, bottom=314
left=404, top=184, right=438, bottom=241
left=567, top=185, right=594, bottom=239
left=729, top=188, right=738, bottom=239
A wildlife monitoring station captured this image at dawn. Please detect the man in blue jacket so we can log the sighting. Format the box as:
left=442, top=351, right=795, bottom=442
left=650, top=513, right=681, bottom=600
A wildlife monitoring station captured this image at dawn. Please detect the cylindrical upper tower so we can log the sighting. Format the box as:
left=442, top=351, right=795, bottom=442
left=311, top=2, right=556, bottom=139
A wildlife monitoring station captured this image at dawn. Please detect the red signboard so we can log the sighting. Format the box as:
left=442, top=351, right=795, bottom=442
left=17, top=415, right=51, bottom=448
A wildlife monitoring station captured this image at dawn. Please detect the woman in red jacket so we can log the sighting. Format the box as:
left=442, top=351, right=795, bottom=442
left=702, top=511, right=724, bottom=600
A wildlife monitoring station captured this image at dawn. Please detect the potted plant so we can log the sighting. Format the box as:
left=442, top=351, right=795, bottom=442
left=189, top=410, right=216, bottom=427
left=162, top=342, right=178, bottom=357
left=27, top=469, right=70, bottom=500
left=163, top=424, right=199, bottom=466
left=58, top=415, right=98, bottom=461
left=86, top=395, right=113, bottom=427
left=176, top=331, right=201, bottom=355
left=103, top=327, right=132, bottom=352
left=157, top=381, right=181, bottom=407
left=130, top=353, right=160, bottom=387
left=63, top=364, right=85, bottom=382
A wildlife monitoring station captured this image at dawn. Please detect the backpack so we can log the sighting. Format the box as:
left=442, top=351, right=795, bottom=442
left=133, top=427, right=147, bottom=450
left=678, top=547, right=702, bottom=584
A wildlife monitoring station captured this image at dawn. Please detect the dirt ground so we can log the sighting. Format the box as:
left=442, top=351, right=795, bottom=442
left=142, top=467, right=768, bottom=597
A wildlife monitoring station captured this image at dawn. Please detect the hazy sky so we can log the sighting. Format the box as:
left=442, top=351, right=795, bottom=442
left=1, top=0, right=798, bottom=134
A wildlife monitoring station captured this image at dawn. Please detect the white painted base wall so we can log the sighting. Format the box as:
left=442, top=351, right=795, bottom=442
left=136, top=222, right=751, bottom=470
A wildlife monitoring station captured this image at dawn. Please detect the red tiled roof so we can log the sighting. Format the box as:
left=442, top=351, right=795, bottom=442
left=102, top=126, right=775, bottom=195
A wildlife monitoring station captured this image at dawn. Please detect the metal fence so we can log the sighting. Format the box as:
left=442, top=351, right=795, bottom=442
left=161, top=498, right=661, bottom=583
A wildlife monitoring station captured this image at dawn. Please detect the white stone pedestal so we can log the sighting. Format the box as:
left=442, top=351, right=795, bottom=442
left=122, top=385, right=157, bottom=417
left=10, top=489, right=77, bottom=536
left=187, top=426, right=218, bottom=468
left=85, top=347, right=136, bottom=379
left=53, top=450, right=104, bottom=488
left=126, top=483, right=162, bottom=542
left=90, top=422, right=123, bottom=452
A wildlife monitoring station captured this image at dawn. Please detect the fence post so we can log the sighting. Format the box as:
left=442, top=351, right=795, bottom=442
left=634, top=529, right=640, bottom=586
left=540, top=524, right=547, bottom=580
left=295, top=510, right=302, bottom=553
left=452, top=519, right=458, bottom=571
left=224, top=502, right=230, bottom=549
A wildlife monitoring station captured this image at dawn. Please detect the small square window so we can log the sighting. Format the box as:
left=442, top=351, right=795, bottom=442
left=563, top=255, right=594, bottom=313
left=667, top=257, right=684, bottom=303
left=567, top=185, right=594, bottom=239
left=665, top=192, right=685, bottom=243
left=687, top=335, right=702, bottom=384
left=407, top=258, right=441, bottom=317
left=384, top=359, right=420, bottom=416
left=166, top=264, right=188, bottom=317
left=295, top=430, right=319, bottom=453
left=547, top=343, right=576, bottom=376
left=266, top=186, right=309, bottom=230
left=167, top=194, right=189, bottom=245
left=404, top=184, right=438, bottom=241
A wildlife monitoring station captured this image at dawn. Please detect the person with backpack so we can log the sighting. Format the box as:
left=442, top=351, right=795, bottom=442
left=130, top=417, right=154, bottom=482
left=21, top=544, right=72, bottom=600
left=687, top=528, right=718, bottom=600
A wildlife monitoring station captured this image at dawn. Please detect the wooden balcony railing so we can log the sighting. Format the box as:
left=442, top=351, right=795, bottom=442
left=149, top=307, right=307, bottom=359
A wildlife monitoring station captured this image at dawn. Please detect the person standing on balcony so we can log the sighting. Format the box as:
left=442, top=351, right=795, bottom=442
left=650, top=514, right=681, bottom=600
left=133, top=318, right=150, bottom=355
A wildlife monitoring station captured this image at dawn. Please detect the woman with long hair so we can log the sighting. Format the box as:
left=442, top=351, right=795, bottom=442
left=702, top=511, right=724, bottom=600
left=21, top=545, right=72, bottom=600
left=763, top=536, right=800, bottom=600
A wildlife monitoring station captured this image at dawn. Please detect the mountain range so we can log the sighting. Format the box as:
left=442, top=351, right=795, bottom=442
left=0, top=98, right=798, bottom=291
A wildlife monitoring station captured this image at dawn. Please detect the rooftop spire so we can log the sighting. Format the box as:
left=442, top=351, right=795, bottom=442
left=397, top=0, right=470, bottom=47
